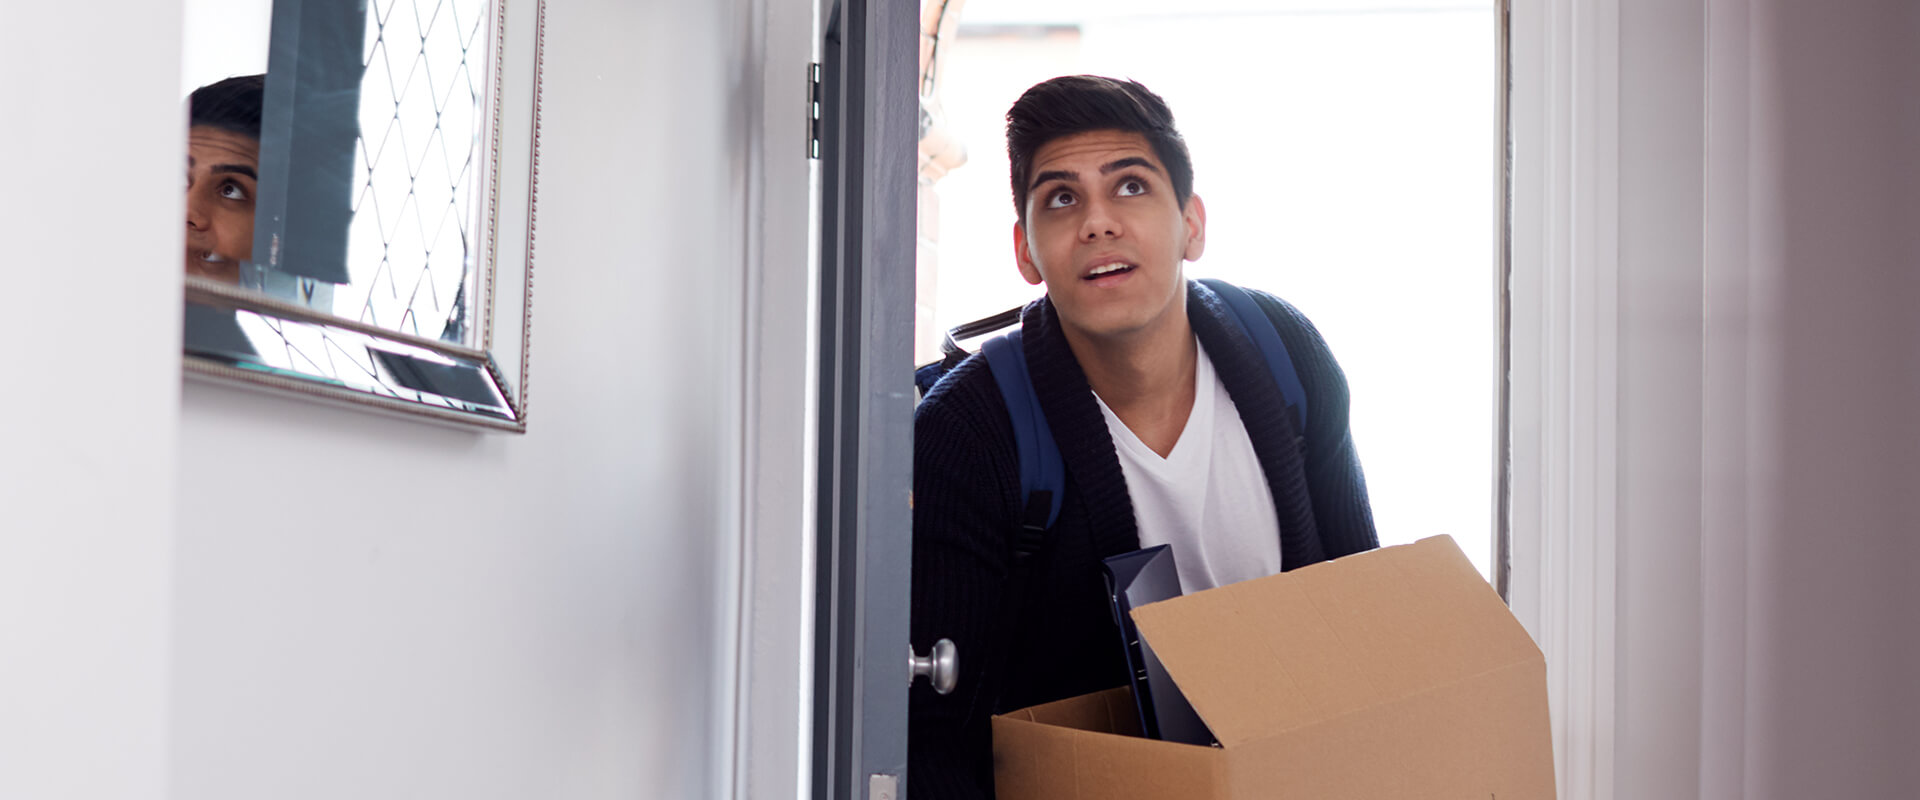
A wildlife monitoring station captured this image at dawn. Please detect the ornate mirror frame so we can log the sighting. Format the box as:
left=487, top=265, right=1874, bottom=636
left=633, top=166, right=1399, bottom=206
left=182, top=0, right=544, bottom=433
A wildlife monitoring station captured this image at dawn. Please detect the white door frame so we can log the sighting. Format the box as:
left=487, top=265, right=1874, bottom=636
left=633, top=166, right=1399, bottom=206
left=732, top=0, right=1634, bottom=796
left=730, top=0, right=830, bottom=798
left=1506, top=1, right=1623, bottom=798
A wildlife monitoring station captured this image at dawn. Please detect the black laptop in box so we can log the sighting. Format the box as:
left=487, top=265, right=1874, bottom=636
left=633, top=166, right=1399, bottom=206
left=1100, top=545, right=1217, bottom=747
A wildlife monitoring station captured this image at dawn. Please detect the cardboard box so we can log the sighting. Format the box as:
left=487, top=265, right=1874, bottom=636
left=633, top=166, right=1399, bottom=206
left=992, top=536, right=1555, bottom=799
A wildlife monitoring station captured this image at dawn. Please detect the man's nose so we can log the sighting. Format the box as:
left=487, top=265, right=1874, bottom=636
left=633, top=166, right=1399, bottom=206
left=1079, top=199, right=1122, bottom=241
left=186, top=191, right=209, bottom=230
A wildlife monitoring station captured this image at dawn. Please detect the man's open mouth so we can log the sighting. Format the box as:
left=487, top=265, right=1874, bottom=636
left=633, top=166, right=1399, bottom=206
left=1084, top=261, right=1135, bottom=279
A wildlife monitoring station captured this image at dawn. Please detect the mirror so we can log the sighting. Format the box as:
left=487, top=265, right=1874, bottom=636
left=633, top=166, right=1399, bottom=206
left=180, top=0, right=542, bottom=431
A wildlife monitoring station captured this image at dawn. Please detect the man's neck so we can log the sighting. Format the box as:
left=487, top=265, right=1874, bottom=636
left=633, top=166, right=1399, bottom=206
left=1061, top=304, right=1198, bottom=458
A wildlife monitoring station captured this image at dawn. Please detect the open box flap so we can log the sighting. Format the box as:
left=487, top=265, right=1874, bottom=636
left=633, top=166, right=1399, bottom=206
left=1128, top=536, right=1542, bottom=748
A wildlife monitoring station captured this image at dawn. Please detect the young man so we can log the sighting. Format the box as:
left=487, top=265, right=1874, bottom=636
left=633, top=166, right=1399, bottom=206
left=185, top=74, right=265, bottom=284
left=909, top=76, right=1379, bottom=798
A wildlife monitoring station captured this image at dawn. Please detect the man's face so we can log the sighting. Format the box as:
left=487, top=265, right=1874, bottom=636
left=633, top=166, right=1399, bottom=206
left=1013, top=130, right=1205, bottom=344
left=185, top=126, right=260, bottom=283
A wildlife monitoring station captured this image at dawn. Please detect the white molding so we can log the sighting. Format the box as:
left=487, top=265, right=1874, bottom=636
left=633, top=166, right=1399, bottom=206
left=733, top=0, right=822, bottom=797
left=1695, top=2, right=1754, bottom=797
left=1507, top=1, right=1621, bottom=799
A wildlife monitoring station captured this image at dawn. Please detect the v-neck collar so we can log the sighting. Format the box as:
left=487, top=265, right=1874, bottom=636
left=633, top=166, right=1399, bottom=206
left=1091, top=336, right=1214, bottom=480
left=1018, top=280, right=1328, bottom=569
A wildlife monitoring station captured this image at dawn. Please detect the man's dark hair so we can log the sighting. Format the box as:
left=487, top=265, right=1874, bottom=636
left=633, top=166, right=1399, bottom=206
left=189, top=74, right=266, bottom=140
left=1005, top=75, right=1194, bottom=222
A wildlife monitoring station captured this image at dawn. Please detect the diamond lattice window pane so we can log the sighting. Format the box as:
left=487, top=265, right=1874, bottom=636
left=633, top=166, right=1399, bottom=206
left=336, top=0, right=485, bottom=344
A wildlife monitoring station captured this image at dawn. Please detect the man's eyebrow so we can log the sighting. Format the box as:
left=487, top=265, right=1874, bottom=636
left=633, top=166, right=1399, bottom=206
left=1029, top=169, right=1076, bottom=191
left=1100, top=156, right=1159, bottom=176
left=210, top=164, right=258, bottom=179
left=1029, top=156, right=1163, bottom=192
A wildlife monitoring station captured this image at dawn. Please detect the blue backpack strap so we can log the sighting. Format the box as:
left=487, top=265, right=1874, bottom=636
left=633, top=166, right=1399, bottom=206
left=1198, top=278, right=1308, bottom=433
left=980, top=330, right=1065, bottom=533
left=914, top=361, right=948, bottom=398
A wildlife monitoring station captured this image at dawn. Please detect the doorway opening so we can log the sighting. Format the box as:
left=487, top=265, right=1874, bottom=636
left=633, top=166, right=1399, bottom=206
left=914, top=0, right=1504, bottom=580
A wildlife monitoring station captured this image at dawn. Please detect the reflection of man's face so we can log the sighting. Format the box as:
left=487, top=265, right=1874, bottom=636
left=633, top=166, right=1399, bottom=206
left=186, top=126, right=260, bottom=283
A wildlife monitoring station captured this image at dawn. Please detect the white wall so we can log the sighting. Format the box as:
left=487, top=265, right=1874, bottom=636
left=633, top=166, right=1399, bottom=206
left=169, top=0, right=768, bottom=797
left=1730, top=2, right=1920, bottom=795
left=0, top=5, right=184, bottom=799
left=1610, top=1, right=1920, bottom=797
left=6, top=0, right=812, bottom=798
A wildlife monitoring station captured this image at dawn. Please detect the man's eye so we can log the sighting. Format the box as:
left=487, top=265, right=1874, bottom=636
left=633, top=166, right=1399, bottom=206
left=219, top=181, right=250, bottom=201
left=1117, top=179, right=1146, bottom=197
left=1045, top=190, right=1076, bottom=209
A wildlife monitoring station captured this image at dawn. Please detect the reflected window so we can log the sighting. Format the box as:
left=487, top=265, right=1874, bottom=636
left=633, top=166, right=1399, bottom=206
left=178, top=0, right=523, bottom=427
left=181, top=0, right=490, bottom=344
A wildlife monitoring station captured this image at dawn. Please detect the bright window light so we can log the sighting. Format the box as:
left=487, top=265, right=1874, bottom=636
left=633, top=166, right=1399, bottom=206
left=922, top=0, right=1499, bottom=577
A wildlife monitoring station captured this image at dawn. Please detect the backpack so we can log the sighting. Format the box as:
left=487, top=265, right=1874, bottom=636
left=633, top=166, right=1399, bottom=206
left=917, top=278, right=1308, bottom=539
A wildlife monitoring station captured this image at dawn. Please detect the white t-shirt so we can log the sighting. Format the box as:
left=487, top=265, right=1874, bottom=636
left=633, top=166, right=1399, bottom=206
left=1093, top=339, right=1284, bottom=593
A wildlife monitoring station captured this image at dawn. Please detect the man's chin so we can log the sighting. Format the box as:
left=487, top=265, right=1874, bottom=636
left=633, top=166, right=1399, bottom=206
left=1055, top=294, right=1188, bottom=345
left=1058, top=305, right=1160, bottom=342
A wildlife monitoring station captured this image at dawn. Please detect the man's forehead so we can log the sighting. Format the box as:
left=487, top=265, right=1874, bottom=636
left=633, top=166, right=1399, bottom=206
left=188, top=127, right=261, bottom=162
left=1031, top=130, right=1161, bottom=174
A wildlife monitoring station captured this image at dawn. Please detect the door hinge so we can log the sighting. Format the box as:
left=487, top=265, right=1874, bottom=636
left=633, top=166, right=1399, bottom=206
left=807, top=61, right=823, bottom=160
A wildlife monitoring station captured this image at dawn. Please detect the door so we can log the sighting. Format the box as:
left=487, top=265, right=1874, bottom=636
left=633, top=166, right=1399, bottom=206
left=811, top=0, right=918, bottom=798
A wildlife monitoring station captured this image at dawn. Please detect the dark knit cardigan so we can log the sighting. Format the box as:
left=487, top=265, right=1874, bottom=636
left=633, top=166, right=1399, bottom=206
left=907, top=279, right=1379, bottom=800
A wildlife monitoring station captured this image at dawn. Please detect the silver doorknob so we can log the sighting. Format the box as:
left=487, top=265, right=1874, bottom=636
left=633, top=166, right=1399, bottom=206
left=910, top=638, right=959, bottom=695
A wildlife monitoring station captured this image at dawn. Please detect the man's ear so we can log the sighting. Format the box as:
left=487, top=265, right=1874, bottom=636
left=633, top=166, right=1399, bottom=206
left=1013, top=220, right=1044, bottom=285
left=1182, top=193, right=1208, bottom=262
